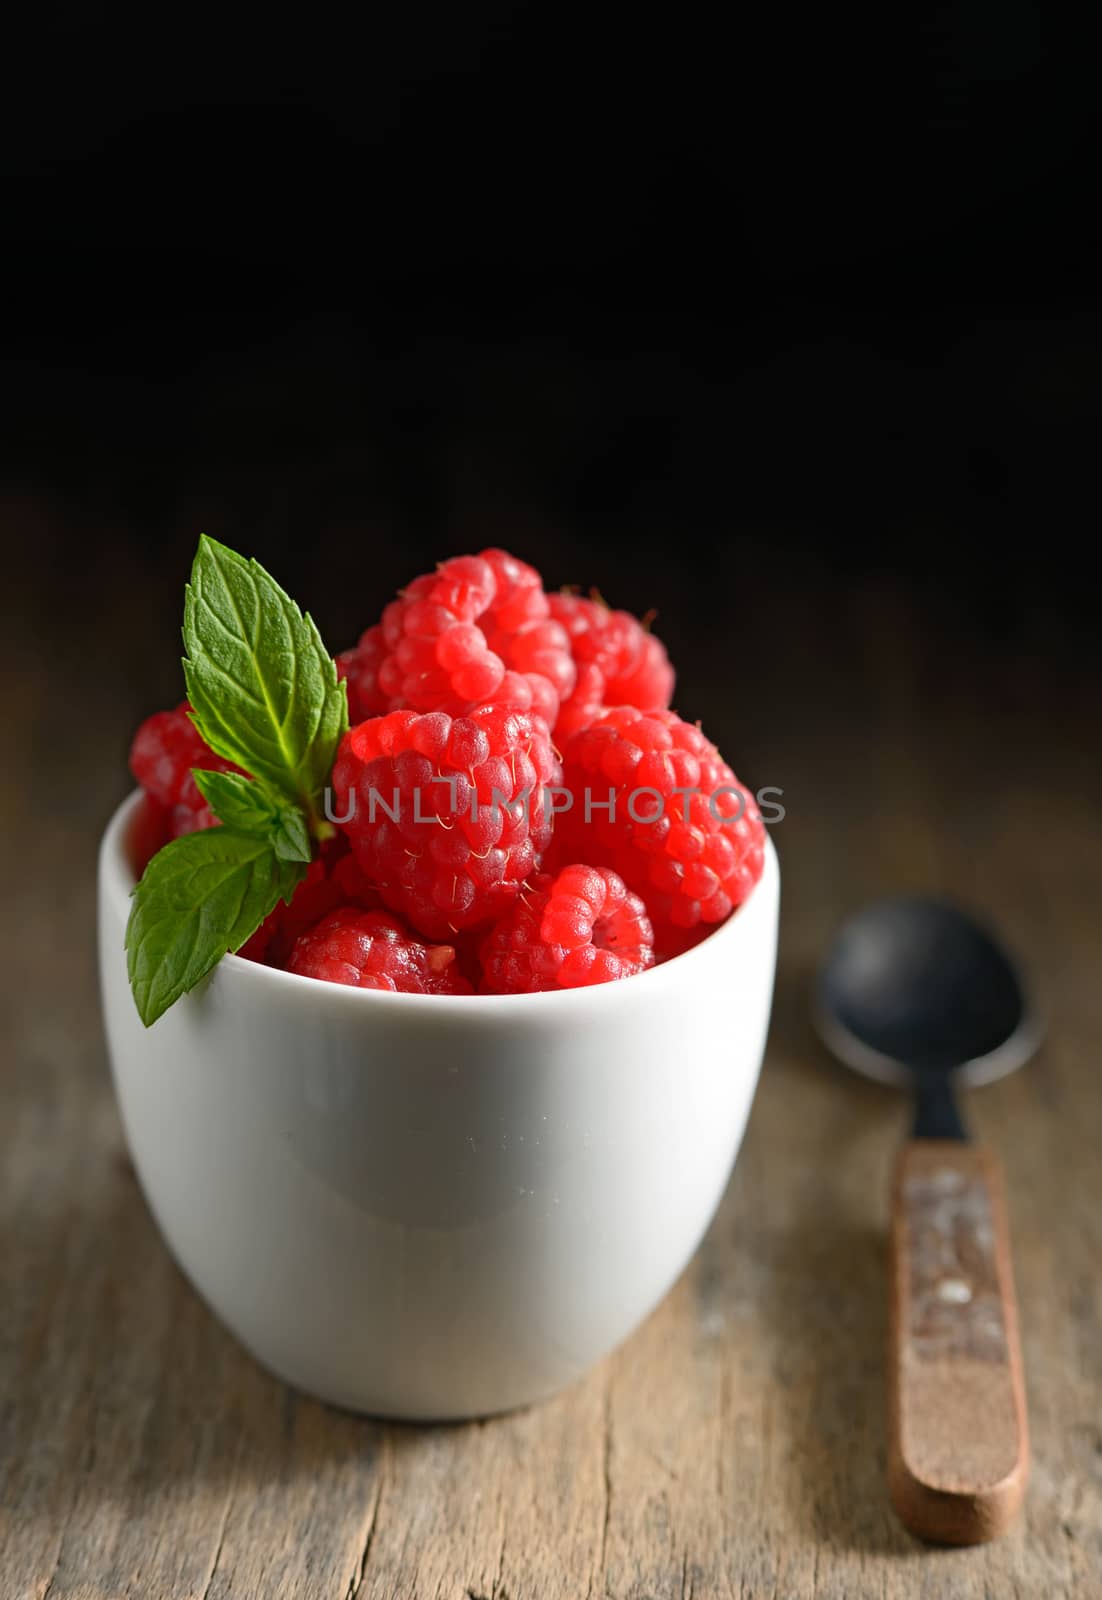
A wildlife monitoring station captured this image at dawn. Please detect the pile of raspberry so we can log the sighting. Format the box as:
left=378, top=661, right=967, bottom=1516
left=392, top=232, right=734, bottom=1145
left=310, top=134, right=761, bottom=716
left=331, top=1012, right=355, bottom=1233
left=129, top=548, right=765, bottom=996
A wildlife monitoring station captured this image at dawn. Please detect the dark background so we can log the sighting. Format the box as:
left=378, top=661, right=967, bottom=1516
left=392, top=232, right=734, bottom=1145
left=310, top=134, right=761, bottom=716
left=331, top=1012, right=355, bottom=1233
left=1, top=10, right=1098, bottom=807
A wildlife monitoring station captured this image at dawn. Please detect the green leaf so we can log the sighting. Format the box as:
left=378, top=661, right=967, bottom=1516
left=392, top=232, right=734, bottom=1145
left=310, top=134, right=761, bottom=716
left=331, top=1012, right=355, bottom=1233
left=182, top=535, right=348, bottom=819
left=125, top=828, right=306, bottom=1027
left=192, top=769, right=280, bottom=831
left=270, top=806, right=312, bottom=863
left=191, top=769, right=312, bottom=863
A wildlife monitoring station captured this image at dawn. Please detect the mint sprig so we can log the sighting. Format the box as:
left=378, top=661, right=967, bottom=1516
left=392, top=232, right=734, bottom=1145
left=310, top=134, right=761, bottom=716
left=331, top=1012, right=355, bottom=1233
left=183, top=535, right=347, bottom=823
left=191, top=770, right=313, bottom=863
left=125, top=537, right=348, bottom=1027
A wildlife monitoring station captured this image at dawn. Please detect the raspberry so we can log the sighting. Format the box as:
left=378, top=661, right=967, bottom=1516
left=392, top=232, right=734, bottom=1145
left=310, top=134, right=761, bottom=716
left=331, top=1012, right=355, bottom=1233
left=169, top=794, right=219, bottom=837
left=332, top=704, right=561, bottom=940
left=479, top=864, right=654, bottom=993
left=129, top=792, right=172, bottom=875
left=548, top=594, right=675, bottom=738
left=651, top=921, right=715, bottom=965
left=556, top=707, right=765, bottom=930
left=337, top=627, right=388, bottom=720
left=288, top=907, right=472, bottom=994
left=129, top=702, right=239, bottom=838
left=338, top=549, right=575, bottom=725
left=238, top=838, right=380, bottom=965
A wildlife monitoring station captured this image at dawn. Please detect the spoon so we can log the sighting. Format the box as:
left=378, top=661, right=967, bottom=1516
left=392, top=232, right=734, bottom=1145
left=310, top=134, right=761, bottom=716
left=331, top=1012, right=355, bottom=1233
left=815, top=897, right=1040, bottom=1545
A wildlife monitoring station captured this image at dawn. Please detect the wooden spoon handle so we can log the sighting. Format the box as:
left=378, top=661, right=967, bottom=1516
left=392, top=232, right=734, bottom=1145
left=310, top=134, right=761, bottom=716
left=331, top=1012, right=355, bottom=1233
left=888, top=1140, right=1028, bottom=1543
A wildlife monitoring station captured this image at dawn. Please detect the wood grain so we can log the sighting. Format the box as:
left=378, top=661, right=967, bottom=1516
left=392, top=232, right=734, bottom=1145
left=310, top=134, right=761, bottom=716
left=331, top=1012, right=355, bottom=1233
left=2, top=498, right=1101, bottom=1598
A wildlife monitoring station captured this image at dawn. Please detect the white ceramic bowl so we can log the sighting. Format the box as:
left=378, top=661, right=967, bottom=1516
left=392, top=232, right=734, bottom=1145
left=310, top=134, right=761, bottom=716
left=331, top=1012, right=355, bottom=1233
left=99, top=792, right=779, bottom=1419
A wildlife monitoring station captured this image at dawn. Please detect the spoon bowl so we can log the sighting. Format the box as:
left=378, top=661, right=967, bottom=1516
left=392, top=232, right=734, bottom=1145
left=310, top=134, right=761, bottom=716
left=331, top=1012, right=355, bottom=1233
left=815, top=896, right=1040, bottom=1089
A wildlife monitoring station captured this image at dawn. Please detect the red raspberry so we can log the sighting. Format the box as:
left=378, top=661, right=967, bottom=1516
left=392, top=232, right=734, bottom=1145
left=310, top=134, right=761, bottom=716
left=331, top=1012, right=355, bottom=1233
left=129, top=702, right=239, bottom=838
left=237, top=843, right=381, bottom=965
left=337, top=627, right=388, bottom=719
left=129, top=792, right=172, bottom=874
left=130, top=702, right=218, bottom=808
left=479, top=864, right=654, bottom=993
left=333, top=704, right=561, bottom=940
left=556, top=707, right=765, bottom=930
left=169, top=794, right=219, bottom=836
left=548, top=594, right=675, bottom=738
left=288, top=907, right=473, bottom=993
left=651, top=921, right=715, bottom=965
left=339, top=549, right=575, bottom=725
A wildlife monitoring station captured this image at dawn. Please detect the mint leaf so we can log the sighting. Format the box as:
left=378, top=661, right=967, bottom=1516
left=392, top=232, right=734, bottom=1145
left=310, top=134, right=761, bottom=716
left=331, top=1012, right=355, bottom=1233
left=192, top=769, right=281, bottom=831
left=125, top=829, right=306, bottom=1027
left=183, top=535, right=348, bottom=820
left=270, top=806, right=312, bottom=863
left=191, top=769, right=312, bottom=863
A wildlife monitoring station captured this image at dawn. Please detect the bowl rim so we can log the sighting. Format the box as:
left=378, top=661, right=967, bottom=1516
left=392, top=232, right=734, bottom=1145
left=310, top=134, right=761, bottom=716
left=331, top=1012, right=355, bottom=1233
left=101, top=789, right=779, bottom=1020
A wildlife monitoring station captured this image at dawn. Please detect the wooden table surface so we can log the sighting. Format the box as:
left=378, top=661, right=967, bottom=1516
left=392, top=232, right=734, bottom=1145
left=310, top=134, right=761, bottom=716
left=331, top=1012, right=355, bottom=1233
left=2, top=496, right=1100, bottom=1599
